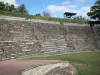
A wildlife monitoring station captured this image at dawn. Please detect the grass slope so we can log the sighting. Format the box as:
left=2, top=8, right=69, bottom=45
left=23, top=52, right=100, bottom=75
left=0, top=10, right=88, bottom=24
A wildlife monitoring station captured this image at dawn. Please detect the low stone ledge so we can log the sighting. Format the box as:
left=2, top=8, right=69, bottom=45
left=17, top=62, right=78, bottom=75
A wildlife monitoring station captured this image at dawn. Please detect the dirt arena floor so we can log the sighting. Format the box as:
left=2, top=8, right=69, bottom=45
left=0, top=60, right=58, bottom=75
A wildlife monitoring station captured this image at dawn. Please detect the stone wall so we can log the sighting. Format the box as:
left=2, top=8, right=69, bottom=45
left=0, top=20, right=100, bottom=60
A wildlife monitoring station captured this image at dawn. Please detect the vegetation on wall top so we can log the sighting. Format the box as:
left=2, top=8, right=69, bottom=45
left=0, top=1, right=88, bottom=24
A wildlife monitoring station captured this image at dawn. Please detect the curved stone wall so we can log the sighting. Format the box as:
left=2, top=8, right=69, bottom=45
left=0, top=20, right=100, bottom=60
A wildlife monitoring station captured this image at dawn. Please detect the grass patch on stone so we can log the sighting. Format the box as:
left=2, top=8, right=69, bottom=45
left=23, top=52, right=100, bottom=75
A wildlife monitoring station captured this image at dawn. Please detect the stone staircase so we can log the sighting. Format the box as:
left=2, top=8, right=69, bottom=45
left=41, top=39, right=67, bottom=55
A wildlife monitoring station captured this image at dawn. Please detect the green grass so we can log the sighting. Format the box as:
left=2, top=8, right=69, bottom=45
left=0, top=10, right=88, bottom=24
left=23, top=52, right=100, bottom=75
left=73, top=63, right=100, bottom=75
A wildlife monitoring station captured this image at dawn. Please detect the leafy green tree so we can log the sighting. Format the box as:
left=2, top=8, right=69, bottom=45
left=17, top=4, right=28, bottom=14
left=4, top=3, right=10, bottom=11
left=0, top=1, right=5, bottom=10
left=0, top=2, right=16, bottom=12
left=35, top=13, right=41, bottom=16
left=73, top=16, right=86, bottom=20
left=9, top=4, right=15, bottom=12
left=87, top=0, right=100, bottom=20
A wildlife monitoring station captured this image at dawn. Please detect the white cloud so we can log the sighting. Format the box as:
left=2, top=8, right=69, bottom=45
left=47, top=5, right=77, bottom=13
left=62, top=0, right=71, bottom=5
left=47, top=5, right=90, bottom=18
left=77, top=6, right=90, bottom=18
left=68, top=5, right=76, bottom=8
left=0, top=0, right=18, bottom=7
left=47, top=5, right=69, bottom=13
left=76, top=0, right=84, bottom=2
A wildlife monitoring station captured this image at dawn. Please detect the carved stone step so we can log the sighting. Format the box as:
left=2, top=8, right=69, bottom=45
left=25, top=42, right=34, bottom=44
left=0, top=50, right=3, bottom=54
left=10, top=57, right=15, bottom=59
left=1, top=41, right=15, bottom=43
left=2, top=58, right=9, bottom=60
left=11, top=54, right=16, bottom=56
left=22, top=47, right=28, bottom=49
left=20, top=45, right=24, bottom=47
left=45, top=47, right=55, bottom=49
left=22, top=49, right=31, bottom=52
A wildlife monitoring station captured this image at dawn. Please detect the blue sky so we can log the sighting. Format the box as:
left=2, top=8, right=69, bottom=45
left=0, top=0, right=96, bottom=18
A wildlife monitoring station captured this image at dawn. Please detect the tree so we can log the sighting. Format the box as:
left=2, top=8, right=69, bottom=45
left=4, top=3, right=10, bottom=11
left=17, top=4, right=28, bottom=14
left=0, top=1, right=5, bottom=10
left=9, top=4, right=15, bottom=12
left=35, top=13, right=41, bottom=16
left=87, top=0, right=100, bottom=21
left=0, top=2, right=16, bottom=12
left=73, top=16, right=86, bottom=20
left=43, top=10, right=51, bottom=16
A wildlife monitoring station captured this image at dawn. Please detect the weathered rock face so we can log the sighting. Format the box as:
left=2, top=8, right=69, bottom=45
left=0, top=20, right=100, bottom=60
left=18, top=62, right=77, bottom=75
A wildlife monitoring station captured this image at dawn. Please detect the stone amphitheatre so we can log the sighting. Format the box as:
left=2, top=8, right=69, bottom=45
left=0, top=16, right=100, bottom=75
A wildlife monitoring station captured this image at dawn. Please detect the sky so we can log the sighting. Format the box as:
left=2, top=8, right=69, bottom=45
left=0, top=0, right=96, bottom=18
